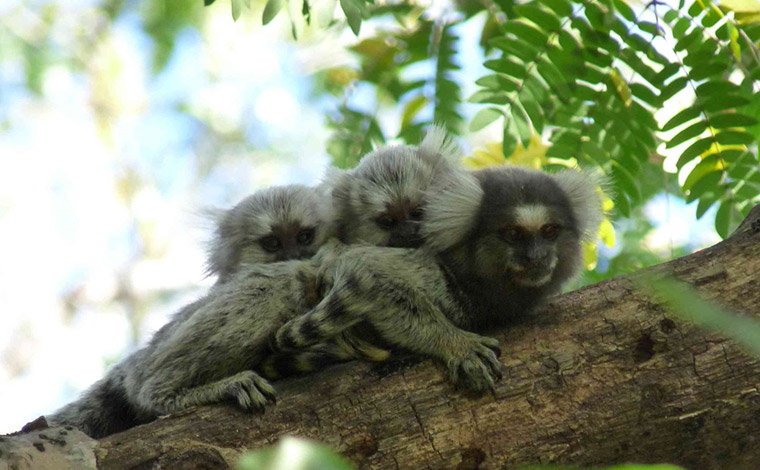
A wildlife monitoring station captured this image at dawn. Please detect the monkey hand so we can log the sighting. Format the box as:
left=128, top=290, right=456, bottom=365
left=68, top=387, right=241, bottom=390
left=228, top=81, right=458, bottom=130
left=446, top=335, right=503, bottom=393
left=191, top=371, right=277, bottom=412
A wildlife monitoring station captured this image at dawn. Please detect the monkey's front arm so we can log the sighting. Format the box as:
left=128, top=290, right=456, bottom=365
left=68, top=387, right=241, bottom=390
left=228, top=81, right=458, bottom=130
left=273, top=249, right=503, bottom=392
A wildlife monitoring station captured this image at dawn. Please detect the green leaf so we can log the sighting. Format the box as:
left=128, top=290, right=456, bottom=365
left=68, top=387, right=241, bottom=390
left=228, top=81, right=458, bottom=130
left=685, top=170, right=722, bottom=203
left=475, top=74, right=518, bottom=92
left=584, top=2, right=608, bottom=30
left=676, top=137, right=714, bottom=168
left=612, top=0, right=636, bottom=21
left=660, top=76, right=689, bottom=101
left=536, top=58, right=572, bottom=100
left=638, top=21, right=660, bottom=35
left=696, top=193, right=719, bottom=218
left=340, top=0, right=366, bottom=35
left=675, top=29, right=703, bottom=51
left=520, top=90, right=545, bottom=133
left=468, top=90, right=510, bottom=105
left=690, top=61, right=729, bottom=81
left=401, top=95, right=428, bottom=128
left=470, top=108, right=503, bottom=131
left=515, top=4, right=561, bottom=31
left=484, top=58, right=526, bottom=78
left=558, top=30, right=580, bottom=52
left=696, top=80, right=742, bottom=97
left=288, top=0, right=305, bottom=38
left=683, top=155, right=723, bottom=190
left=701, top=94, right=751, bottom=113
left=262, top=0, right=285, bottom=24
left=673, top=18, right=691, bottom=38
left=662, top=106, right=701, bottom=132
left=507, top=21, right=549, bottom=46
left=582, top=141, right=609, bottom=165
left=666, top=120, right=708, bottom=148
left=510, top=100, right=532, bottom=147
left=611, top=161, right=641, bottom=202
left=231, top=0, right=243, bottom=20
left=715, top=199, right=739, bottom=238
left=503, top=123, right=518, bottom=157
left=630, top=83, right=661, bottom=106
left=490, top=37, right=538, bottom=62
left=543, top=0, right=572, bottom=17
left=204, top=0, right=216, bottom=5
left=715, top=130, right=755, bottom=145
left=709, top=113, right=758, bottom=129
left=663, top=10, right=679, bottom=23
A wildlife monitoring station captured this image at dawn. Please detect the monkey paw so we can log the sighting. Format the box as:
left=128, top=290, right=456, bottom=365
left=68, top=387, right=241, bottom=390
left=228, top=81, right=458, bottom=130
left=447, top=336, right=503, bottom=393
left=216, top=371, right=277, bottom=411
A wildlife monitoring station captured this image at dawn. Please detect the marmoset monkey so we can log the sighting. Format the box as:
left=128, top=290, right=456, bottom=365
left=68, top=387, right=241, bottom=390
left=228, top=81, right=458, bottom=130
left=45, top=133, right=603, bottom=438
left=332, top=126, right=463, bottom=247
left=206, top=184, right=335, bottom=283
left=46, top=185, right=336, bottom=438
left=272, top=165, right=604, bottom=391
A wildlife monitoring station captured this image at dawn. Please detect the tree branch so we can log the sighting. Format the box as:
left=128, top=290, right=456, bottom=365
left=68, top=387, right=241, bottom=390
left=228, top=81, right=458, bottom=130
left=5, top=206, right=760, bottom=470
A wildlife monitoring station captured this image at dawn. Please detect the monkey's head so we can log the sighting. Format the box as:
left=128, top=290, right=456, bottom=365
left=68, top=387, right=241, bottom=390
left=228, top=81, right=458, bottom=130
left=332, top=126, right=462, bottom=248
left=206, top=185, right=335, bottom=282
left=425, top=166, right=604, bottom=291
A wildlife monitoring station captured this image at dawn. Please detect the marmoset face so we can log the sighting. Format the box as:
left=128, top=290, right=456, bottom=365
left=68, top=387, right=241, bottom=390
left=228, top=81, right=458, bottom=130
left=333, top=127, right=461, bottom=248
left=207, top=185, right=334, bottom=282
left=470, top=166, right=599, bottom=288
left=335, top=145, right=429, bottom=247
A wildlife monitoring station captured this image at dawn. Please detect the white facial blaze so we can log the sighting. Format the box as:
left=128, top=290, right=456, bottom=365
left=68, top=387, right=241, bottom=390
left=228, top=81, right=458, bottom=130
left=515, top=204, right=549, bottom=232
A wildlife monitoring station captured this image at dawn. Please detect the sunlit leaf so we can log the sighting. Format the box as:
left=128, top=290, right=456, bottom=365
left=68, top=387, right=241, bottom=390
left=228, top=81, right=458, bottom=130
left=263, top=0, right=285, bottom=24
left=686, top=170, right=722, bottom=203
left=231, top=0, right=243, bottom=20
left=470, top=108, right=503, bottom=131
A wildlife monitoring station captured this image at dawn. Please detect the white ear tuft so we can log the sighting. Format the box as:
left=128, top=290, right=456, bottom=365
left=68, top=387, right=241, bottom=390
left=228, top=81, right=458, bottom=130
left=421, top=168, right=484, bottom=252
left=418, top=124, right=464, bottom=163
left=552, top=169, right=607, bottom=243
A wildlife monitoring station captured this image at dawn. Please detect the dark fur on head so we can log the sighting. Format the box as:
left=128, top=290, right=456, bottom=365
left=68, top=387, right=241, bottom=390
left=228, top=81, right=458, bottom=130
left=206, top=185, right=335, bottom=283
left=331, top=125, right=463, bottom=248
left=428, top=165, right=604, bottom=330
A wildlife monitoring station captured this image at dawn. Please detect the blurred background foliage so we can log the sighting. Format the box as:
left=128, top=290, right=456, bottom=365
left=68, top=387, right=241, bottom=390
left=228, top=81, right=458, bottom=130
left=0, top=0, right=758, bottom=433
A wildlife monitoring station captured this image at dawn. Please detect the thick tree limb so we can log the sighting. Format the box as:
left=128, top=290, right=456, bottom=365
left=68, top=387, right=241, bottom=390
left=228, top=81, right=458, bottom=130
left=6, top=207, right=760, bottom=470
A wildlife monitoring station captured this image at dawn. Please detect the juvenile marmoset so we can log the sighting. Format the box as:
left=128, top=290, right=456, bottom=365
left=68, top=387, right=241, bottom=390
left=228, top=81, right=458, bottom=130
left=206, top=184, right=335, bottom=283
left=273, top=165, right=604, bottom=391
left=332, top=126, right=463, bottom=247
left=259, top=126, right=469, bottom=378
left=46, top=184, right=336, bottom=438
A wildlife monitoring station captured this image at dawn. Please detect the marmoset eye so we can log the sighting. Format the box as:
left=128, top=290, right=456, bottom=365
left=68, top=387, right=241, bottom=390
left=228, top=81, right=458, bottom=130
left=296, top=228, right=315, bottom=246
left=540, top=223, right=560, bottom=241
left=500, top=226, right=524, bottom=243
left=259, top=235, right=283, bottom=252
left=375, top=215, right=397, bottom=229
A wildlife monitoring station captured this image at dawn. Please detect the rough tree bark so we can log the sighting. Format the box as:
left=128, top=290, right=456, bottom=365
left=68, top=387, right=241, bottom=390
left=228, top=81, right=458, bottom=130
left=4, top=207, right=760, bottom=470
